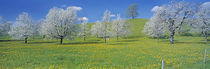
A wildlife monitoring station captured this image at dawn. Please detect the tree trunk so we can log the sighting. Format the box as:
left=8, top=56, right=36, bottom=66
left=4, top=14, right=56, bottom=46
left=83, top=35, right=86, bottom=41
left=60, top=37, right=63, bottom=44
left=117, top=35, right=119, bottom=41
left=105, top=36, right=106, bottom=43
left=43, top=35, right=45, bottom=38
left=25, top=37, right=28, bottom=44
left=157, top=33, right=159, bottom=40
left=170, top=32, right=174, bottom=44
left=204, top=31, right=208, bottom=41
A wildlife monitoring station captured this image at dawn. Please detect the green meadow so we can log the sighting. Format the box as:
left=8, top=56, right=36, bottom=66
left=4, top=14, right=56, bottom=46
left=0, top=19, right=209, bottom=69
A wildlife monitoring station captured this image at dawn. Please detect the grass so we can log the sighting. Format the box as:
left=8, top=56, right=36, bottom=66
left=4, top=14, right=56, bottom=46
left=0, top=19, right=209, bottom=69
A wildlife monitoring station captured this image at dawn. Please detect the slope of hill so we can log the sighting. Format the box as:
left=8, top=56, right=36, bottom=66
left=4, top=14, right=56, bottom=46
left=0, top=19, right=209, bottom=69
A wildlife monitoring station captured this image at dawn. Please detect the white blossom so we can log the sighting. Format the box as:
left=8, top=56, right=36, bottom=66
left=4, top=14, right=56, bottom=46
left=8, top=12, right=35, bottom=43
left=90, top=21, right=105, bottom=37
left=112, top=14, right=130, bottom=40
left=41, top=6, right=80, bottom=44
left=196, top=2, right=210, bottom=41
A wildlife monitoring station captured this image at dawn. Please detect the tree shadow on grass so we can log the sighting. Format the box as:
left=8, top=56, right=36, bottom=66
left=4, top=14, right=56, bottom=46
left=29, top=41, right=57, bottom=44
left=127, top=35, right=142, bottom=39
left=0, top=40, right=23, bottom=42
left=62, top=41, right=104, bottom=45
left=87, top=39, right=101, bottom=42
left=107, top=43, right=129, bottom=45
left=160, top=39, right=209, bottom=44
left=118, top=39, right=138, bottom=42
left=175, top=41, right=208, bottom=44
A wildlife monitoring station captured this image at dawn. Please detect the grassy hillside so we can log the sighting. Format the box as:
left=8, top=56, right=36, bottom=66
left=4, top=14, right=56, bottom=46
left=0, top=19, right=209, bottom=69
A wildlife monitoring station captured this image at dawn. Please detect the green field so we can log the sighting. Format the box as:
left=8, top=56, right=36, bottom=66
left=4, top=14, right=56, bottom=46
left=0, top=19, right=209, bottom=69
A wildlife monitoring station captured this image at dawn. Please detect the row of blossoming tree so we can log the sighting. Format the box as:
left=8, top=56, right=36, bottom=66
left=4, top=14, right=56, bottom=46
left=1, top=1, right=209, bottom=44
left=1, top=6, right=131, bottom=44
left=143, top=1, right=210, bottom=44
